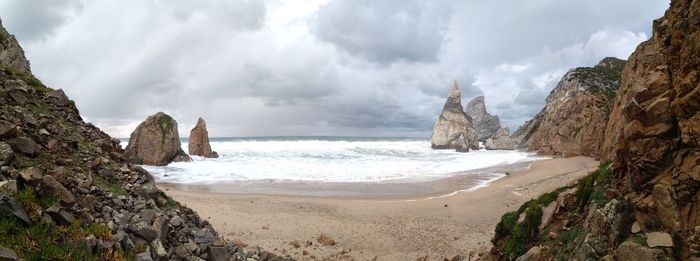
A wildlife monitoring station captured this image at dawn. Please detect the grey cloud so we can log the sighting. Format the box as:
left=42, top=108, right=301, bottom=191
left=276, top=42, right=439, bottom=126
left=0, top=0, right=82, bottom=42
left=0, top=0, right=669, bottom=138
left=311, top=0, right=452, bottom=64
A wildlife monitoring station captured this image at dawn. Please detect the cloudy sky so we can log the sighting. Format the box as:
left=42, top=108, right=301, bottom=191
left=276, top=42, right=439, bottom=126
left=0, top=0, right=668, bottom=138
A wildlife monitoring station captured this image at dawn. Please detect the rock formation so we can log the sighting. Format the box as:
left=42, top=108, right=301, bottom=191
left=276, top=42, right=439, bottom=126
left=511, top=111, right=544, bottom=149
left=125, top=112, right=191, bottom=166
left=188, top=117, right=219, bottom=158
left=431, top=81, right=479, bottom=152
left=0, top=18, right=30, bottom=76
left=513, top=57, right=626, bottom=158
left=484, top=127, right=516, bottom=150
left=465, top=96, right=502, bottom=141
left=489, top=1, right=700, bottom=259
left=0, top=22, right=270, bottom=260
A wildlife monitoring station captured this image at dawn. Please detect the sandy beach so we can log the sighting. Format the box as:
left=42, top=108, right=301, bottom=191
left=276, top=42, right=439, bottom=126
left=160, top=156, right=598, bottom=260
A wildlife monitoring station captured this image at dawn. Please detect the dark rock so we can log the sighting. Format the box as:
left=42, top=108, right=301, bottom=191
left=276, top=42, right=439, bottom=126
left=0, top=195, right=30, bottom=224
left=0, top=120, right=17, bottom=138
left=465, top=96, right=502, bottom=141
left=46, top=89, right=70, bottom=107
left=40, top=175, right=76, bottom=205
left=208, top=246, right=229, bottom=261
left=52, top=210, right=76, bottom=226
left=129, top=221, right=159, bottom=241
left=188, top=118, right=219, bottom=158
left=0, top=142, right=13, bottom=165
left=8, top=136, right=37, bottom=156
left=0, top=246, right=20, bottom=261
left=124, top=112, right=191, bottom=166
left=0, top=180, right=17, bottom=196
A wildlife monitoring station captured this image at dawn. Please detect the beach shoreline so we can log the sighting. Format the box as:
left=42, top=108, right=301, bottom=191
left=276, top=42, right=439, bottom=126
left=160, top=156, right=598, bottom=260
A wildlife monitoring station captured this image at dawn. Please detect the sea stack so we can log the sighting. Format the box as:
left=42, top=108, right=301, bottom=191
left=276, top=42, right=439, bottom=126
left=484, top=127, right=516, bottom=150
left=124, top=112, right=191, bottom=165
left=188, top=117, right=219, bottom=158
left=430, top=81, right=479, bottom=152
left=465, top=96, right=501, bottom=141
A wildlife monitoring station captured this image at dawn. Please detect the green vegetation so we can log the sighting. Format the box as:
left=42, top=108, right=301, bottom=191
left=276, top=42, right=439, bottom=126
left=163, top=195, right=178, bottom=209
left=93, top=175, right=127, bottom=196
left=632, top=234, right=647, bottom=246
left=553, top=226, right=587, bottom=261
left=570, top=57, right=625, bottom=100
left=157, top=114, right=174, bottom=144
left=575, top=161, right=611, bottom=207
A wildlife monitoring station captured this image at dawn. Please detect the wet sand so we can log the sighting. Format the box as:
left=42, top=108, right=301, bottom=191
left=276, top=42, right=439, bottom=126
left=160, top=156, right=598, bottom=260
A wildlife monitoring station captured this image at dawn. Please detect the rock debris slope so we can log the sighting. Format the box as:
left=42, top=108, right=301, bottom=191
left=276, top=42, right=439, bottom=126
left=0, top=19, right=290, bottom=260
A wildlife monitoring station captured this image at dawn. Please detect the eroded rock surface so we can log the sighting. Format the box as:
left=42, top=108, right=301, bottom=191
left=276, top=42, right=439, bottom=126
left=514, top=57, right=625, bottom=158
left=0, top=18, right=30, bottom=75
left=465, top=96, right=501, bottom=141
left=484, top=128, right=516, bottom=150
left=125, top=112, right=191, bottom=166
left=431, top=81, right=479, bottom=152
left=188, top=117, right=218, bottom=158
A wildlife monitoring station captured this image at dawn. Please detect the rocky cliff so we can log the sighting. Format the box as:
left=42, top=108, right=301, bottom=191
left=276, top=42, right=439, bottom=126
left=489, top=1, right=699, bottom=260
left=188, top=118, right=218, bottom=158
left=0, top=19, right=30, bottom=76
left=465, top=96, right=502, bottom=141
left=431, top=81, right=479, bottom=152
left=125, top=112, right=191, bottom=166
left=513, top=57, right=625, bottom=158
left=484, top=128, right=516, bottom=150
left=0, top=21, right=288, bottom=260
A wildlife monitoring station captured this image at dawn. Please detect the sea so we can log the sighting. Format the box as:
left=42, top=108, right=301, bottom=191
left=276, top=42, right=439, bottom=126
left=119, top=137, right=547, bottom=186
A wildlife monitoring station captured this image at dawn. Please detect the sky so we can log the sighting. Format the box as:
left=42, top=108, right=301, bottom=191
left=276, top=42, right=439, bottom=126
left=0, top=0, right=669, bottom=138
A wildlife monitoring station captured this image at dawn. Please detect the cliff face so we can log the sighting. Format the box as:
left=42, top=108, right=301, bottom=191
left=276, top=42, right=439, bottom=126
left=489, top=1, right=700, bottom=260
left=431, top=81, right=480, bottom=152
left=0, top=19, right=30, bottom=76
left=0, top=21, right=267, bottom=260
left=515, top=57, right=625, bottom=158
left=602, top=0, right=700, bottom=256
left=465, top=96, right=501, bottom=141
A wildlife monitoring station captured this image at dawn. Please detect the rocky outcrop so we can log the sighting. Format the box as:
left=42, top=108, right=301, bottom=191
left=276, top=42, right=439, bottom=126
left=489, top=1, right=700, bottom=260
left=0, top=22, right=277, bottom=260
left=601, top=0, right=700, bottom=257
left=0, top=19, right=30, bottom=76
left=431, top=81, right=479, bottom=152
left=465, top=96, right=501, bottom=141
left=125, top=112, right=191, bottom=166
left=514, top=57, right=625, bottom=158
left=511, top=111, right=544, bottom=149
left=484, top=128, right=516, bottom=150
left=188, top=117, right=219, bottom=158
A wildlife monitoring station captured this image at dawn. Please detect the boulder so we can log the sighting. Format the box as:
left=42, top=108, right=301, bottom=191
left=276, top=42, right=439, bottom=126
left=0, top=246, right=20, bottom=261
left=317, top=233, right=335, bottom=246
left=188, top=118, right=219, bottom=158
left=19, top=167, right=43, bottom=183
left=8, top=136, right=37, bottom=156
left=484, top=128, right=516, bottom=150
left=0, top=142, right=13, bottom=165
left=46, top=89, right=70, bottom=107
left=0, top=195, right=30, bottom=224
left=431, top=81, right=479, bottom=152
left=515, top=246, right=541, bottom=261
left=616, top=239, right=670, bottom=261
left=539, top=201, right=557, bottom=230
left=0, top=120, right=17, bottom=138
left=40, top=175, right=76, bottom=205
left=124, top=112, right=191, bottom=166
left=465, top=96, right=502, bottom=141
left=646, top=232, right=673, bottom=248
left=652, top=184, right=680, bottom=231
left=0, top=180, right=16, bottom=196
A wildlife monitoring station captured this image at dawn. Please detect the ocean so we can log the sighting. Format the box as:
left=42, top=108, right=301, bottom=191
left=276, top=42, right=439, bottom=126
left=120, top=136, right=547, bottom=186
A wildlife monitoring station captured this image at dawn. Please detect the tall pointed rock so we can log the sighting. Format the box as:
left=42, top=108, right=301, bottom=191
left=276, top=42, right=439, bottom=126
left=465, top=96, right=502, bottom=141
left=430, top=81, right=479, bottom=152
left=188, top=118, right=219, bottom=158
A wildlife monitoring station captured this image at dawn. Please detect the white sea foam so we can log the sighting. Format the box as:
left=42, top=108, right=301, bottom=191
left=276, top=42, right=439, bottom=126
left=120, top=138, right=547, bottom=184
